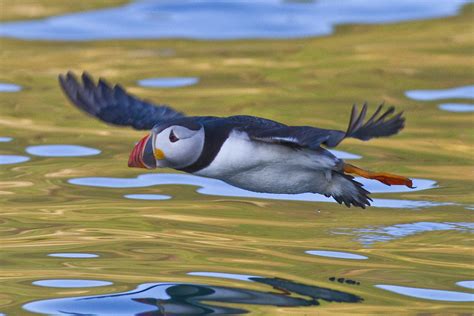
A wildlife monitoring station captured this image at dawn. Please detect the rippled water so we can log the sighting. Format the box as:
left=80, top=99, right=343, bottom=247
left=438, top=103, right=474, bottom=112
left=405, top=85, right=474, bottom=101
left=32, top=279, right=113, bottom=288
left=26, top=145, right=101, bottom=157
left=24, top=275, right=362, bottom=315
left=334, top=222, right=474, bottom=246
left=1, top=1, right=473, bottom=315
left=0, top=136, right=13, bottom=142
left=138, top=77, right=199, bottom=88
left=0, top=83, right=22, bottom=92
left=375, top=284, right=474, bottom=302
left=0, top=0, right=469, bottom=40
left=48, top=253, right=99, bottom=258
left=305, top=250, right=368, bottom=260
left=68, top=173, right=441, bottom=209
left=457, top=281, right=474, bottom=290
left=405, top=85, right=474, bottom=113
left=0, top=154, right=30, bottom=165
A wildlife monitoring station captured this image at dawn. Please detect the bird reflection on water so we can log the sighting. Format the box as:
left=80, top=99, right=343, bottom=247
left=23, top=277, right=362, bottom=315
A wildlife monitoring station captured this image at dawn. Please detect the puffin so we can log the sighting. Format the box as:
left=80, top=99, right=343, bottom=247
left=59, top=72, right=413, bottom=208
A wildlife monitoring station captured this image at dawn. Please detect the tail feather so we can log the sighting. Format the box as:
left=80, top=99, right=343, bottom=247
left=325, top=172, right=372, bottom=209
left=345, top=103, right=405, bottom=141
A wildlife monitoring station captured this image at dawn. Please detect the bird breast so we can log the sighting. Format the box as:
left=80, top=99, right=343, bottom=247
left=194, top=130, right=338, bottom=193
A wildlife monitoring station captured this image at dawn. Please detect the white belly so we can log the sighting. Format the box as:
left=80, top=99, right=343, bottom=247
left=195, top=130, right=338, bottom=194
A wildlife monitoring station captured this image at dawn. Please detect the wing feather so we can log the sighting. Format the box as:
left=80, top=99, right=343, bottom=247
left=58, top=71, right=184, bottom=130
left=235, top=104, right=405, bottom=150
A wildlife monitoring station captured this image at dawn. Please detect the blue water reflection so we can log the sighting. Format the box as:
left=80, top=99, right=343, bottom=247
left=124, top=194, right=172, bottom=200
left=405, top=85, right=474, bottom=101
left=0, top=137, right=13, bottom=142
left=456, top=281, right=474, bottom=290
left=188, top=272, right=259, bottom=282
left=328, top=149, right=361, bottom=160
left=26, top=145, right=101, bottom=157
left=335, top=222, right=474, bottom=246
left=375, top=284, right=474, bottom=302
left=138, top=77, right=199, bottom=88
left=32, top=279, right=113, bottom=288
left=48, top=253, right=99, bottom=258
left=305, top=250, right=368, bottom=260
left=438, top=103, right=474, bottom=112
left=0, top=0, right=469, bottom=41
left=24, top=276, right=362, bottom=315
left=0, top=155, right=30, bottom=165
left=68, top=173, right=444, bottom=209
left=0, top=83, right=21, bottom=92
left=406, top=85, right=474, bottom=113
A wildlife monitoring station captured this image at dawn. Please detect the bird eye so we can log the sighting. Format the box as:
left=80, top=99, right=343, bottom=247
left=169, top=130, right=179, bottom=143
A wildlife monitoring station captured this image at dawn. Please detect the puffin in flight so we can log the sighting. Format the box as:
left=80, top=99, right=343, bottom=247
left=59, top=72, right=413, bottom=208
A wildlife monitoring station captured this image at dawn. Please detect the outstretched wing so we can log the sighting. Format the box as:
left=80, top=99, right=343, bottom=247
left=239, top=103, right=405, bottom=149
left=58, top=72, right=185, bottom=130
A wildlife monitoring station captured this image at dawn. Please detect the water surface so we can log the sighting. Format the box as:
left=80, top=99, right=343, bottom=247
left=188, top=272, right=259, bottom=282
left=438, top=103, right=474, bottom=112
left=138, top=77, right=199, bottom=88
left=0, top=137, right=13, bottom=142
left=305, top=250, right=368, bottom=260
left=48, top=253, right=99, bottom=258
left=32, top=279, right=113, bottom=288
left=456, top=281, right=474, bottom=290
left=68, top=173, right=440, bottom=209
left=124, top=193, right=172, bottom=200
left=26, top=145, right=101, bottom=157
left=0, top=83, right=22, bottom=92
left=335, top=222, right=474, bottom=246
left=24, top=277, right=362, bottom=315
left=0, top=0, right=469, bottom=41
left=375, top=284, right=474, bottom=302
left=328, top=149, right=361, bottom=160
left=0, top=155, right=30, bottom=165
left=405, top=85, right=474, bottom=101
left=1, top=2, right=473, bottom=314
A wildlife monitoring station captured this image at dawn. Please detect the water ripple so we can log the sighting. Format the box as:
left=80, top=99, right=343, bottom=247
left=305, top=250, right=368, bottom=260
left=0, top=137, right=13, bottom=142
left=48, top=253, right=99, bottom=258
left=456, top=281, right=474, bottom=290
left=0, top=155, right=30, bottom=165
left=24, top=277, right=361, bottom=315
left=405, top=85, right=474, bottom=101
left=26, top=145, right=101, bottom=157
left=438, top=103, right=474, bottom=112
left=32, top=279, right=113, bottom=288
left=68, top=173, right=441, bottom=209
left=124, top=194, right=172, bottom=200
left=138, top=77, right=199, bottom=88
left=0, top=83, right=22, bottom=92
left=0, top=0, right=469, bottom=41
left=375, top=284, right=474, bottom=302
left=335, top=222, right=474, bottom=246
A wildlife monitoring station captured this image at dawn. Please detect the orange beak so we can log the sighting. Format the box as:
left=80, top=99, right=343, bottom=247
left=128, top=134, right=155, bottom=169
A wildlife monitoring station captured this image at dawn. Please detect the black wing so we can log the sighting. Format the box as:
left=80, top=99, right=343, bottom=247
left=237, top=103, right=404, bottom=149
left=58, top=71, right=185, bottom=130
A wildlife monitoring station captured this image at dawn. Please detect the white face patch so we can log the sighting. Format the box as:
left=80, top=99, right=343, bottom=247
left=154, top=125, right=205, bottom=169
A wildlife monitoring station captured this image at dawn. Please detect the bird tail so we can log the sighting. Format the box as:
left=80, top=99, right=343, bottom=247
left=323, top=172, right=372, bottom=208
left=343, top=163, right=413, bottom=188
left=345, top=103, right=405, bottom=141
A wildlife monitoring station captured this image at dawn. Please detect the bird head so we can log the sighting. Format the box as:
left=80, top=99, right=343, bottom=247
left=128, top=120, right=205, bottom=170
